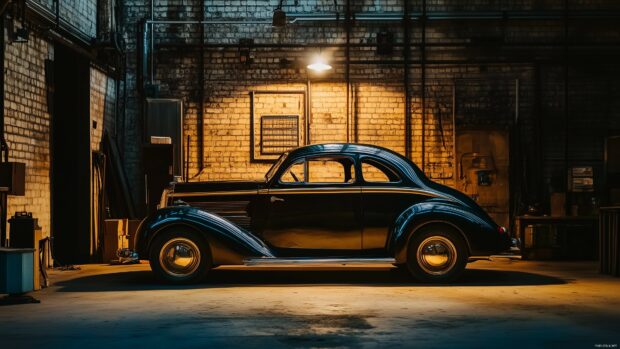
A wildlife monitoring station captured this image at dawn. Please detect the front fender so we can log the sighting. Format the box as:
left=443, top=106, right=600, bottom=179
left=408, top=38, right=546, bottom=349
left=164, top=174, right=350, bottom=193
left=134, top=206, right=274, bottom=264
left=388, top=200, right=503, bottom=263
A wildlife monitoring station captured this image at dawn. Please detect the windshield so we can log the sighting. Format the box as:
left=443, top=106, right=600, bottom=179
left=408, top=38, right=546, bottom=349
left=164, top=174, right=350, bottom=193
left=264, top=152, right=288, bottom=182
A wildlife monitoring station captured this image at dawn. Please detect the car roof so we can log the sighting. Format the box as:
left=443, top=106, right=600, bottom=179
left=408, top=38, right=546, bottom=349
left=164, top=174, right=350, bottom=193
left=288, top=143, right=403, bottom=159
left=285, top=143, right=422, bottom=181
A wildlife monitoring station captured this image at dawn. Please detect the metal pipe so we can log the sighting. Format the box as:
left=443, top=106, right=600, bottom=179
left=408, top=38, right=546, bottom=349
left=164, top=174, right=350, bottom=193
left=563, top=0, right=570, bottom=207
left=452, top=81, right=457, bottom=185
left=403, top=0, right=411, bottom=159
left=138, top=19, right=148, bottom=91
left=197, top=0, right=204, bottom=172
left=534, top=63, right=543, bottom=199
left=306, top=78, right=311, bottom=145
left=144, top=10, right=620, bottom=27
left=353, top=83, right=358, bottom=143
left=421, top=0, right=427, bottom=170
left=515, top=78, right=520, bottom=126
left=185, top=134, right=190, bottom=182
left=287, top=10, right=620, bottom=21
left=147, top=20, right=271, bottom=25
left=345, top=0, right=351, bottom=143
left=513, top=78, right=521, bottom=228
left=154, top=41, right=620, bottom=49
left=54, top=0, right=59, bottom=27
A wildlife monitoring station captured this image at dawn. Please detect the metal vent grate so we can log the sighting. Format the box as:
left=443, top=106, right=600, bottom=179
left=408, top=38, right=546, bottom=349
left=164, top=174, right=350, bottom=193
left=260, top=115, right=299, bottom=155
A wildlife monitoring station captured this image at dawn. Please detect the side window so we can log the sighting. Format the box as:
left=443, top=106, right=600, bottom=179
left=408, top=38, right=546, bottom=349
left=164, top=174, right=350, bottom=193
left=279, top=157, right=355, bottom=184
left=307, top=158, right=355, bottom=183
left=361, top=158, right=400, bottom=183
left=280, top=160, right=306, bottom=183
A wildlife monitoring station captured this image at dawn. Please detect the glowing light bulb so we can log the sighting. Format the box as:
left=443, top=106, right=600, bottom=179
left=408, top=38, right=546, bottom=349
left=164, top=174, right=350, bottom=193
left=307, top=56, right=332, bottom=72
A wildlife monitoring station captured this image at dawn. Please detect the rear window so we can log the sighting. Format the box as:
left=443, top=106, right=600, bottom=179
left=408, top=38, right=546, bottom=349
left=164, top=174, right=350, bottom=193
left=361, top=158, right=401, bottom=183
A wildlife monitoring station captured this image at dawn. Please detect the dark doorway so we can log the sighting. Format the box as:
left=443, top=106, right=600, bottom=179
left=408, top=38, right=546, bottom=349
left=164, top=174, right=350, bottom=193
left=51, top=45, right=92, bottom=264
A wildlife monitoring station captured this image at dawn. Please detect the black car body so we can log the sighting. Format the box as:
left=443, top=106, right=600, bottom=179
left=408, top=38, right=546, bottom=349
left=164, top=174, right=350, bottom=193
left=135, top=143, right=515, bottom=283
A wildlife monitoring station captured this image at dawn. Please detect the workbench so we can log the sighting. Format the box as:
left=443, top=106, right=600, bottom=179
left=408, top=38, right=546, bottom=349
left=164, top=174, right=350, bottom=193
left=515, top=215, right=598, bottom=260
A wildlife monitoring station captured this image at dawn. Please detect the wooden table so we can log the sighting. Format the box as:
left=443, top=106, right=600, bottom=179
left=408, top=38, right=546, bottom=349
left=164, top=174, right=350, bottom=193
left=515, top=215, right=599, bottom=260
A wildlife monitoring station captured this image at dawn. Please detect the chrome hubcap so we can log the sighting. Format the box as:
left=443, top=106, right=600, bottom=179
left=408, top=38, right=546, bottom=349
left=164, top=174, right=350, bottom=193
left=416, top=236, right=457, bottom=276
left=159, top=238, right=201, bottom=277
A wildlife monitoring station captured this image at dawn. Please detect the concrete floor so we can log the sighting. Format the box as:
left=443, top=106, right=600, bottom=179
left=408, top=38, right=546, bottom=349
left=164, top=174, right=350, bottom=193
left=0, top=261, right=619, bottom=349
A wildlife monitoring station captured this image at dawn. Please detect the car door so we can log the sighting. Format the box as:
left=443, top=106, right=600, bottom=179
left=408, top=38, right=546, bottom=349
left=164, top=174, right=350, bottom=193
left=359, top=156, right=427, bottom=250
left=262, top=155, right=362, bottom=254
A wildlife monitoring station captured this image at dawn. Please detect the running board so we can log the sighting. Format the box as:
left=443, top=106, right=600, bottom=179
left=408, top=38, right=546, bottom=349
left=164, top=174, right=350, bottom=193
left=243, top=257, right=396, bottom=267
left=469, top=254, right=522, bottom=261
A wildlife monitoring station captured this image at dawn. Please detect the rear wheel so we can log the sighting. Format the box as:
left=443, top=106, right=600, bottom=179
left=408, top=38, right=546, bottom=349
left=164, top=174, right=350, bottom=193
left=406, top=225, right=468, bottom=283
left=149, top=228, right=211, bottom=284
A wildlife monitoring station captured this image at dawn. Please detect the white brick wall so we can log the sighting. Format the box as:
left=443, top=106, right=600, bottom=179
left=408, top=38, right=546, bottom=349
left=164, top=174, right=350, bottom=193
left=4, top=28, right=53, bottom=239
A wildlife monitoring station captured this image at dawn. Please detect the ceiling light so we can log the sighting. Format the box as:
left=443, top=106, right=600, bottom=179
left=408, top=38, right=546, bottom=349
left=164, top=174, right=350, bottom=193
left=307, top=56, right=332, bottom=72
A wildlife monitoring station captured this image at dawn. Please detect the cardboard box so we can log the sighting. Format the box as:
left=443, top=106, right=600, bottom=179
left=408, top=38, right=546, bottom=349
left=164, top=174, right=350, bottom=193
left=103, top=219, right=129, bottom=263
left=550, top=192, right=566, bottom=217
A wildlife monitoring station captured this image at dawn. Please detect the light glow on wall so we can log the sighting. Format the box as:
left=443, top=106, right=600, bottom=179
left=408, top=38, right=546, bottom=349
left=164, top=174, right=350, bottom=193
left=307, top=55, right=332, bottom=72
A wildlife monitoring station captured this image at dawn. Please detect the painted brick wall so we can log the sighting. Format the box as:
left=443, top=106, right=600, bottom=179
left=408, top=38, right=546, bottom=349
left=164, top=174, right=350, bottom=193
left=3, top=16, right=117, bottom=243
left=31, top=0, right=98, bottom=38
left=3, top=27, right=53, bottom=239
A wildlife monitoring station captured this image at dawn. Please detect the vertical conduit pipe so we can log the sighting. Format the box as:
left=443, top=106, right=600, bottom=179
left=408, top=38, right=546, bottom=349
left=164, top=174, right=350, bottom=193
left=534, top=63, right=543, bottom=200
left=452, top=81, right=457, bottom=185
left=150, top=0, right=154, bottom=83
left=563, top=0, right=570, bottom=202
left=421, top=0, right=427, bottom=170
left=403, top=0, right=411, bottom=159
left=197, top=0, right=205, bottom=173
left=345, top=0, right=351, bottom=143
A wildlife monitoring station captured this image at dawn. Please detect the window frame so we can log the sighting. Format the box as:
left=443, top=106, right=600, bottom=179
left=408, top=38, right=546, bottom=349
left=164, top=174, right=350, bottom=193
left=277, top=155, right=358, bottom=186
left=358, top=156, right=404, bottom=185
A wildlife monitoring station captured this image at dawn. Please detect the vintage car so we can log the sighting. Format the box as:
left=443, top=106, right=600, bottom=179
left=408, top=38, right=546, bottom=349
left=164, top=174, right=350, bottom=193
left=134, top=143, right=518, bottom=284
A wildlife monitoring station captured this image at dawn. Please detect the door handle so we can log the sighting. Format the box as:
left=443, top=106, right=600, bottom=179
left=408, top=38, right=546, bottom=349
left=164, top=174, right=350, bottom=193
left=270, top=196, right=285, bottom=203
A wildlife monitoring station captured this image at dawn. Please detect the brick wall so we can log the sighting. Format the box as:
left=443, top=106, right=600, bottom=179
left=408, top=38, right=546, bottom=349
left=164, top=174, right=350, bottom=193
left=120, top=0, right=620, bottom=211
left=90, top=67, right=117, bottom=151
left=31, top=0, right=98, bottom=38
left=3, top=10, right=117, bottom=243
left=4, top=25, right=53, bottom=239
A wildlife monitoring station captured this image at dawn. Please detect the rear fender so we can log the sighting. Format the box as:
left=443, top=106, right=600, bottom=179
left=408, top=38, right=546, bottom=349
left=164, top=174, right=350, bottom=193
left=387, top=201, right=497, bottom=263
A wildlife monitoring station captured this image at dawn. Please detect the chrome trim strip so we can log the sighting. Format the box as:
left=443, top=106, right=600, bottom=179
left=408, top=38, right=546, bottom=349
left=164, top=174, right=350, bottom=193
left=361, top=187, right=439, bottom=197
left=469, top=254, right=522, bottom=261
left=169, top=187, right=440, bottom=197
left=244, top=257, right=396, bottom=266
left=489, top=254, right=522, bottom=260
left=169, top=190, right=258, bottom=197
left=268, top=188, right=361, bottom=195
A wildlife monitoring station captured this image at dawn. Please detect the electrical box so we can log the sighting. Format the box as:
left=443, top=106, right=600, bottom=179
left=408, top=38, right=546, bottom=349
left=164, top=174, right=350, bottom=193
left=0, top=162, right=26, bottom=196
left=0, top=248, right=34, bottom=294
left=145, top=99, right=183, bottom=177
left=568, top=166, right=594, bottom=192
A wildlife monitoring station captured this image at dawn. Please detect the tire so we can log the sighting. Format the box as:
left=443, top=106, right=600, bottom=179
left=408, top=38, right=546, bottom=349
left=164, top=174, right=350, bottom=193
left=406, top=225, right=468, bottom=283
left=149, top=228, right=212, bottom=284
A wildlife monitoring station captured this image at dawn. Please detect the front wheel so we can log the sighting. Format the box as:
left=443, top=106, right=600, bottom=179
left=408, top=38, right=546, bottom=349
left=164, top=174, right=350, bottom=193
left=406, top=226, right=468, bottom=283
left=149, top=228, right=211, bottom=284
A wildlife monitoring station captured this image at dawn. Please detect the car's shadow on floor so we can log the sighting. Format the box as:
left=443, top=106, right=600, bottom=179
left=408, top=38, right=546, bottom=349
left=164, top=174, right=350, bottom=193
left=53, top=267, right=569, bottom=292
